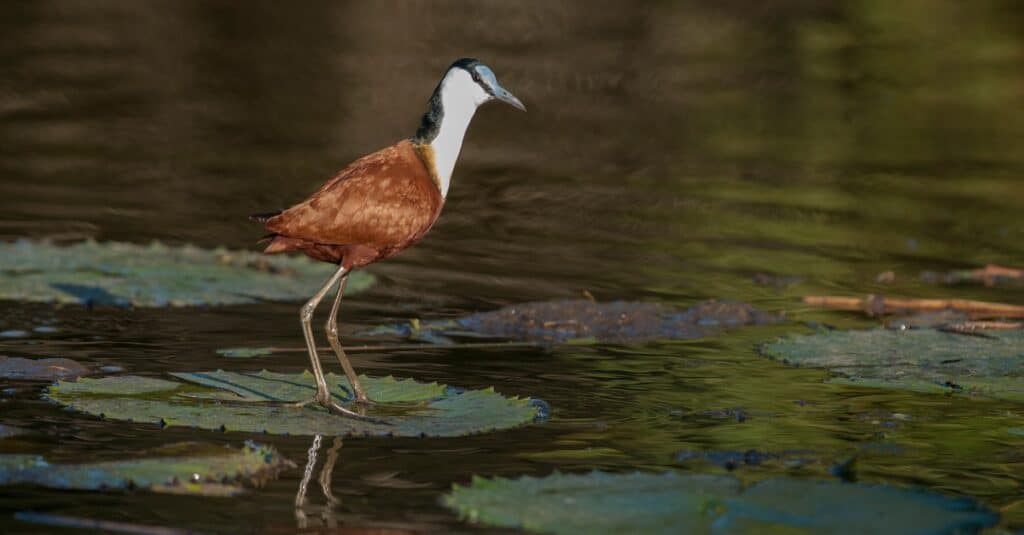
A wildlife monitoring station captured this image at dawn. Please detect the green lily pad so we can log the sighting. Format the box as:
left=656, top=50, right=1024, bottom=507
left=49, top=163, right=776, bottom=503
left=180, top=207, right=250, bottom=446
left=0, top=356, right=90, bottom=381
left=444, top=471, right=998, bottom=534
left=762, top=329, right=1024, bottom=403
left=0, top=441, right=291, bottom=496
left=0, top=239, right=374, bottom=307
left=216, top=347, right=275, bottom=358
left=366, top=299, right=782, bottom=344
left=47, top=371, right=545, bottom=437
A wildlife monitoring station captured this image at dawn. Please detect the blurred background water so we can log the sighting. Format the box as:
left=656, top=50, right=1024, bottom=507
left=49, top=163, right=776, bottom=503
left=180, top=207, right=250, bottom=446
left=0, top=1, right=1022, bottom=532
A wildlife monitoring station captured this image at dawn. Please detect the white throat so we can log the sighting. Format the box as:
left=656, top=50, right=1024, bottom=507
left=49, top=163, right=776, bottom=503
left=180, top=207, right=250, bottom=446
left=429, top=69, right=489, bottom=197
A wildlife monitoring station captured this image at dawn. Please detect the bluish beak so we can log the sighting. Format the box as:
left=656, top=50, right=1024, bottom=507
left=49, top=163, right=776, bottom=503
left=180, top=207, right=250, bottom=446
left=494, top=85, right=527, bottom=112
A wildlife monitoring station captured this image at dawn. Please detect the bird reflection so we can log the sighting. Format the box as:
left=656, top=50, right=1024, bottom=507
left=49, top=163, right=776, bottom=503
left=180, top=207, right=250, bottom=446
left=294, top=434, right=344, bottom=529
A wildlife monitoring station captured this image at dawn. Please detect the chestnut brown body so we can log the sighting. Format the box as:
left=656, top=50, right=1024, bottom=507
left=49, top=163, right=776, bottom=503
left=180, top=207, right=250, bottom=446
left=261, top=140, right=443, bottom=269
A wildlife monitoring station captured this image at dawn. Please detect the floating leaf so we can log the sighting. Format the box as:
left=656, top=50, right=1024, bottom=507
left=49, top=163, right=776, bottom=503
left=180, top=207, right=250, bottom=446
left=216, top=347, right=275, bottom=358
left=444, top=471, right=998, bottom=534
left=48, top=371, right=544, bottom=437
left=368, top=299, right=782, bottom=344
left=0, top=441, right=291, bottom=496
left=0, top=330, right=28, bottom=338
left=762, top=329, right=1024, bottom=403
left=0, top=424, right=29, bottom=439
left=0, top=239, right=374, bottom=307
left=0, top=356, right=89, bottom=381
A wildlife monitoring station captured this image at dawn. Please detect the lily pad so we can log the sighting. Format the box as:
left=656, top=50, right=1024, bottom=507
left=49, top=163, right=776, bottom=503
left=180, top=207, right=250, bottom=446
left=0, top=239, right=374, bottom=307
left=0, top=441, right=291, bottom=496
left=0, top=356, right=89, bottom=381
left=444, top=471, right=998, bottom=534
left=761, top=329, right=1024, bottom=403
left=47, top=371, right=544, bottom=437
left=368, top=299, right=782, bottom=344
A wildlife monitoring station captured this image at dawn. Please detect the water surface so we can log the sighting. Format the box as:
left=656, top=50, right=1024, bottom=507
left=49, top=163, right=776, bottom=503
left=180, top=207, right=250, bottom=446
left=1, top=1, right=1022, bottom=532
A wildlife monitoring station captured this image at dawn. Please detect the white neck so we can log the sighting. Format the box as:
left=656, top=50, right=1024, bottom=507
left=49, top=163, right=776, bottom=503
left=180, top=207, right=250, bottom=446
left=428, top=69, right=489, bottom=197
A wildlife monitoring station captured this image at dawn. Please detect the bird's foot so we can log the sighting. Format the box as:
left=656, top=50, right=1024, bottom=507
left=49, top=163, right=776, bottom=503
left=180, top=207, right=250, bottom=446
left=320, top=399, right=389, bottom=424
left=289, top=397, right=317, bottom=409
left=288, top=393, right=388, bottom=423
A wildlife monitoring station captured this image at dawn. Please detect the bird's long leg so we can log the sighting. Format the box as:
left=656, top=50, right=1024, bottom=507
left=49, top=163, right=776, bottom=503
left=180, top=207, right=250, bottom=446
left=325, top=274, right=371, bottom=403
left=293, top=265, right=369, bottom=419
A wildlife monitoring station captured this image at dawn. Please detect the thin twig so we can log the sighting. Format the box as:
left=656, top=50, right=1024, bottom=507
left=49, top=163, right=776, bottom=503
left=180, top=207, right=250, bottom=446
left=253, top=341, right=542, bottom=354
left=942, top=321, right=1023, bottom=332
left=974, top=264, right=1024, bottom=279
left=803, top=294, right=1024, bottom=318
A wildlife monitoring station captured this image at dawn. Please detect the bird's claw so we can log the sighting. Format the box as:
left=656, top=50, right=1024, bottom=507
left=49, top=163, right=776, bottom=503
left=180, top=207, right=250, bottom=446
left=353, top=395, right=376, bottom=406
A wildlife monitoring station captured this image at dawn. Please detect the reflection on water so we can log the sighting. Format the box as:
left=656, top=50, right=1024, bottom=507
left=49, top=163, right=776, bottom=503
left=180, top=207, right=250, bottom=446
left=0, top=1, right=1023, bottom=532
left=294, top=435, right=344, bottom=530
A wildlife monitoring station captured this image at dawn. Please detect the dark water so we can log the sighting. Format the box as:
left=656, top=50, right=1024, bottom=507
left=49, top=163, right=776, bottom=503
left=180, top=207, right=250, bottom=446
left=1, top=1, right=1023, bottom=532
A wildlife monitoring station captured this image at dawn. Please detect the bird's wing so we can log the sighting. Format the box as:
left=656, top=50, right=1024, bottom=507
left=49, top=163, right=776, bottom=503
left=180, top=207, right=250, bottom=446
left=265, top=140, right=442, bottom=249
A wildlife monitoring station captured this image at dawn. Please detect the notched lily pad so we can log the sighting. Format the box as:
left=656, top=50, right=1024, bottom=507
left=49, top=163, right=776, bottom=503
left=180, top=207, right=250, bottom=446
left=444, top=471, right=998, bottom=535
left=0, top=441, right=291, bottom=496
left=0, top=356, right=89, bottom=381
left=369, top=299, right=782, bottom=344
left=762, top=329, right=1024, bottom=403
left=0, top=239, right=374, bottom=307
left=47, top=371, right=544, bottom=437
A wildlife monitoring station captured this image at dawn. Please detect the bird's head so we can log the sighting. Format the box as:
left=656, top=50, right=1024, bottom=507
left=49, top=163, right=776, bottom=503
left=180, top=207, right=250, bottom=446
left=443, top=58, right=526, bottom=112
left=412, top=58, right=525, bottom=196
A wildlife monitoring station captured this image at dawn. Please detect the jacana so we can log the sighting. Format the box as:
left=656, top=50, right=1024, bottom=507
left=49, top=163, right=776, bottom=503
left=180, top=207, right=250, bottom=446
left=250, top=58, right=525, bottom=419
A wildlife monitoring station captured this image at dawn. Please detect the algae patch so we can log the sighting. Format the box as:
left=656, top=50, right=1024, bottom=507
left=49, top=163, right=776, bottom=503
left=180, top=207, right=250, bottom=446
left=369, top=299, right=782, bottom=344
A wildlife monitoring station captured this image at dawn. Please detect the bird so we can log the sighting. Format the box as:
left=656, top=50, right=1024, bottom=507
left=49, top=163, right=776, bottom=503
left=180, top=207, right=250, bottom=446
left=250, top=58, right=525, bottom=419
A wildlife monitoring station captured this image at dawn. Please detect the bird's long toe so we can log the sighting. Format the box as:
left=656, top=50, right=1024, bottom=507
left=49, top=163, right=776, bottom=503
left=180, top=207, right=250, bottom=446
left=321, top=399, right=389, bottom=424
left=288, top=397, right=318, bottom=409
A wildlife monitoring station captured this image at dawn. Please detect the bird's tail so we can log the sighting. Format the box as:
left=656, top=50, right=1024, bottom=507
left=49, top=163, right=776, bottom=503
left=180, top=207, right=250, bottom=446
left=248, top=210, right=282, bottom=223
left=262, top=235, right=303, bottom=255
